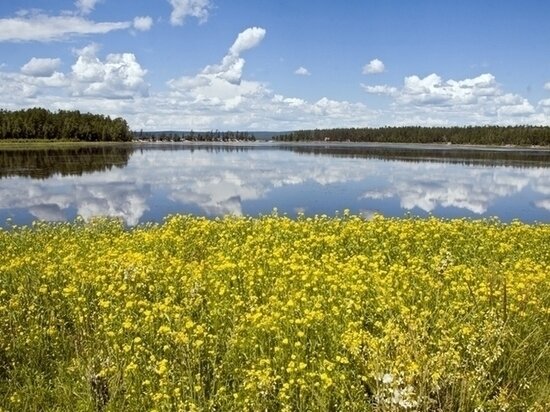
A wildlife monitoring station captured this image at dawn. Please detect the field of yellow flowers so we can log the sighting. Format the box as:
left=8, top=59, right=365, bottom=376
left=0, top=214, right=549, bottom=411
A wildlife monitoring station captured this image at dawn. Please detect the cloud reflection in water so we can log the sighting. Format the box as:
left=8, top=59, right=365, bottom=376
left=0, top=146, right=548, bottom=225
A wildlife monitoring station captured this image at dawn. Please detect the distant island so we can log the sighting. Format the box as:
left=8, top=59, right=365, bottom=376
left=272, top=126, right=550, bottom=146
left=0, top=108, right=132, bottom=142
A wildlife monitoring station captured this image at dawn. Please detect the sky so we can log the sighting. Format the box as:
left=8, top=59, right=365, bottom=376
left=0, top=0, right=549, bottom=131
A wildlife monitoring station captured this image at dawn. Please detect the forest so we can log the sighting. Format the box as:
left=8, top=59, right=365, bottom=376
left=0, top=108, right=132, bottom=142
left=273, top=126, right=550, bottom=146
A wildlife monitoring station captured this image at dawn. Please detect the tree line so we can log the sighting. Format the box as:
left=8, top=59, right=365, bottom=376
left=0, top=108, right=132, bottom=142
left=135, top=130, right=256, bottom=142
left=273, top=126, right=550, bottom=146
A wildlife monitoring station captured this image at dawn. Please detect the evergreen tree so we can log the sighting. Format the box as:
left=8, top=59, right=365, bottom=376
left=0, top=108, right=132, bottom=142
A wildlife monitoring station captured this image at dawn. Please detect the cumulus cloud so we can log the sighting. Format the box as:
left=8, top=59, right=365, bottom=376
left=294, top=66, right=311, bottom=76
left=0, top=69, right=68, bottom=99
left=398, top=73, right=502, bottom=105
left=168, top=27, right=263, bottom=90
left=544, top=82, right=550, bottom=91
left=363, top=58, right=385, bottom=74
left=161, top=26, right=378, bottom=130
left=370, top=73, right=499, bottom=105
left=133, top=16, right=153, bottom=32
left=198, top=26, right=265, bottom=85
left=169, top=0, right=212, bottom=25
left=497, top=99, right=535, bottom=117
left=71, top=44, right=148, bottom=98
left=75, top=0, right=102, bottom=15
left=1, top=20, right=547, bottom=130
left=229, top=27, right=266, bottom=55
left=0, top=44, right=148, bottom=102
left=169, top=27, right=266, bottom=95
left=21, top=57, right=61, bottom=77
left=0, top=13, right=130, bottom=42
left=363, top=72, right=539, bottom=124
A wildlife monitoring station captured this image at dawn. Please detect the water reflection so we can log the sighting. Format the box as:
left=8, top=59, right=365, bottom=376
left=278, top=143, right=550, bottom=167
left=0, top=146, right=132, bottom=179
left=361, top=164, right=543, bottom=214
left=0, top=144, right=548, bottom=225
left=134, top=143, right=550, bottom=167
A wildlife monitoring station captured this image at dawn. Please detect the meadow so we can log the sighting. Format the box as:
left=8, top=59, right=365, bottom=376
left=0, top=214, right=549, bottom=411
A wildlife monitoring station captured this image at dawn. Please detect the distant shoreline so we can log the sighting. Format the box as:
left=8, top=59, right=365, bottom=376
left=133, top=139, right=550, bottom=153
left=1, top=139, right=550, bottom=153
left=267, top=140, right=550, bottom=152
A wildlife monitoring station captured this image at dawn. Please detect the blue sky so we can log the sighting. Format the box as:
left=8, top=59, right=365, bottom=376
left=0, top=0, right=549, bottom=130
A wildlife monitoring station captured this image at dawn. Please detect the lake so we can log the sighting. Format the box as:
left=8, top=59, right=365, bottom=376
left=0, top=143, right=549, bottom=226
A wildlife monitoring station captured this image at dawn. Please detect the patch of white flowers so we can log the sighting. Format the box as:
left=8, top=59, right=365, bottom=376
left=375, top=372, right=418, bottom=410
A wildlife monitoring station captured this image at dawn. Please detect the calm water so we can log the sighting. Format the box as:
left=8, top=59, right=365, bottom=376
left=0, top=143, right=549, bottom=226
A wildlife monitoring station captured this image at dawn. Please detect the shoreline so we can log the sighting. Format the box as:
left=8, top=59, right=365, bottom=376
left=1, top=139, right=550, bottom=153
left=98, top=139, right=550, bottom=154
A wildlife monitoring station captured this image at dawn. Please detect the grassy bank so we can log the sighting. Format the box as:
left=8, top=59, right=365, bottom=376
left=1, top=215, right=549, bottom=411
left=0, top=140, right=134, bottom=150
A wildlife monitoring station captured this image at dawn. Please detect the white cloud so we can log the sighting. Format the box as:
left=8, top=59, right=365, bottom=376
left=133, top=16, right=153, bottom=32
left=363, top=58, right=385, bottom=74
left=0, top=23, right=547, bottom=130
left=168, top=27, right=267, bottom=88
left=169, top=27, right=267, bottom=94
left=21, top=57, right=61, bottom=77
left=71, top=44, right=104, bottom=82
left=0, top=13, right=130, bottom=42
left=75, top=0, right=102, bottom=15
left=361, top=84, right=397, bottom=95
left=497, top=100, right=535, bottom=117
left=545, top=82, right=550, bottom=91
left=163, top=27, right=376, bottom=131
left=364, top=72, right=539, bottom=125
left=396, top=73, right=501, bottom=105
left=2, top=44, right=148, bottom=100
left=294, top=66, right=311, bottom=76
left=535, top=199, right=550, bottom=211
left=0, top=73, right=39, bottom=98
left=71, top=44, right=149, bottom=98
left=0, top=69, right=68, bottom=99
left=169, top=0, right=212, bottom=26
left=229, top=27, right=266, bottom=55
left=421, top=73, right=493, bottom=103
